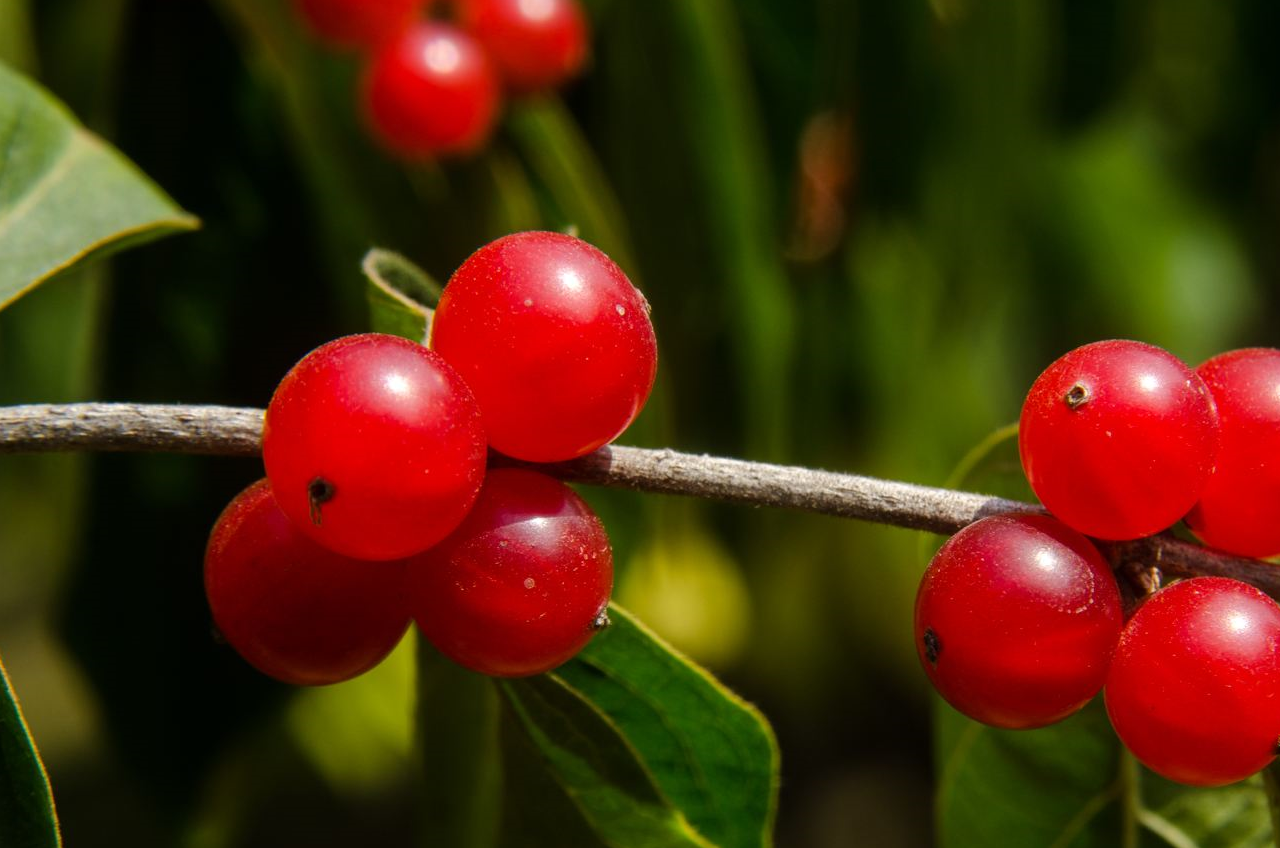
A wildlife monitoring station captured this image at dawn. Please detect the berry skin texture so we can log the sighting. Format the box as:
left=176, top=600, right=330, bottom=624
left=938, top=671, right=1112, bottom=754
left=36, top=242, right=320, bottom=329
left=914, top=514, right=1123, bottom=730
left=205, top=479, right=410, bottom=686
left=1019, top=339, right=1219, bottom=540
left=262, top=333, right=487, bottom=561
left=1105, top=577, right=1280, bottom=787
left=430, top=231, right=658, bottom=462
left=363, top=23, right=500, bottom=157
left=1185, top=349, right=1280, bottom=557
left=406, top=468, right=613, bottom=677
left=293, top=0, right=426, bottom=50
left=457, top=0, right=589, bottom=95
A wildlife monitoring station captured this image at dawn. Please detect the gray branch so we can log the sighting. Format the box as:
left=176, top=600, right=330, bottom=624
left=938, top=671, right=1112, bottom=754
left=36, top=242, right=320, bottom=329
left=2, top=403, right=1276, bottom=597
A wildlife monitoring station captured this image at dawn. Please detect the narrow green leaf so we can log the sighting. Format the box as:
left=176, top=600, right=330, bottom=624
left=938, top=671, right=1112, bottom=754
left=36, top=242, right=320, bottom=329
left=499, top=674, right=713, bottom=848
left=362, top=247, right=438, bottom=342
left=418, top=636, right=503, bottom=848
left=506, top=100, right=638, bottom=273
left=555, top=605, right=779, bottom=848
left=0, top=655, right=61, bottom=848
left=0, top=61, right=197, bottom=310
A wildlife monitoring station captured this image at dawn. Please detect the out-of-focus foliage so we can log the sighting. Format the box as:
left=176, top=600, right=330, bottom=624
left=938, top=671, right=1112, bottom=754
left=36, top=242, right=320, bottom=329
left=1, top=0, right=1279, bottom=846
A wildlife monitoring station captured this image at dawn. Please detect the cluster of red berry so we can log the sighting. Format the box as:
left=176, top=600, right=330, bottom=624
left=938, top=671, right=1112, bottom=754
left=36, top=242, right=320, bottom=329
left=293, top=0, right=589, bottom=157
left=915, top=340, right=1280, bottom=787
left=204, top=231, right=657, bottom=684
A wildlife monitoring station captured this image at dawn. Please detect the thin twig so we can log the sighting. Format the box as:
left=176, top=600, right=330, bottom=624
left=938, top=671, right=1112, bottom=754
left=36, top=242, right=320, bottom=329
left=2, top=403, right=1278, bottom=597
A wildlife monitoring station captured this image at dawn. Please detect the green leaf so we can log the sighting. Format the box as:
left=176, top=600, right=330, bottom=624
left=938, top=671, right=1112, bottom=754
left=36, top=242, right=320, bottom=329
left=0, top=60, right=197, bottom=310
left=0, top=654, right=61, bottom=848
left=499, top=673, right=713, bottom=848
left=362, top=247, right=438, bottom=342
left=935, top=699, right=1124, bottom=848
left=553, top=605, right=779, bottom=848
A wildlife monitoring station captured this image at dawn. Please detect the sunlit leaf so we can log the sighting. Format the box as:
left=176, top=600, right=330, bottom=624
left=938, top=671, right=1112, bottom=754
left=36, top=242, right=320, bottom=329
left=0, top=61, right=197, bottom=310
left=553, top=605, right=778, bottom=848
left=499, top=673, right=713, bottom=848
left=362, top=247, right=437, bottom=342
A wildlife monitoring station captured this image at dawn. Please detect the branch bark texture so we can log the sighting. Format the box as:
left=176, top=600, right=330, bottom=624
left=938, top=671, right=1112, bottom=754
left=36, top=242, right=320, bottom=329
left=2, top=403, right=1277, bottom=597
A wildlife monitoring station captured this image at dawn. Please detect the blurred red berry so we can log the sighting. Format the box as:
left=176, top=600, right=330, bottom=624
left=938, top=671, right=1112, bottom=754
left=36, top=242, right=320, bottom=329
left=294, top=0, right=427, bottom=50
left=457, top=0, right=589, bottom=94
left=363, top=22, right=500, bottom=157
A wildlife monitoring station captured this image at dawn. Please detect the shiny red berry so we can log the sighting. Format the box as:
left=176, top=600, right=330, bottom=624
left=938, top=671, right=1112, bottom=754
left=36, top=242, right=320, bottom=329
left=1019, top=339, right=1219, bottom=540
left=363, top=23, right=500, bottom=157
left=1105, top=577, right=1280, bottom=786
left=406, top=468, right=613, bottom=677
left=262, top=333, right=487, bottom=561
left=457, top=0, right=589, bottom=95
left=1186, top=348, right=1280, bottom=557
left=293, top=0, right=427, bottom=50
left=430, top=231, right=658, bottom=462
left=205, top=479, right=410, bottom=685
left=914, top=514, right=1123, bottom=729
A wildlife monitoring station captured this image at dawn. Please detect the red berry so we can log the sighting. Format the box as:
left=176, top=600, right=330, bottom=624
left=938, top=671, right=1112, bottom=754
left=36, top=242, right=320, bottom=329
left=1186, top=348, right=1280, bottom=557
left=914, top=514, right=1123, bottom=729
left=1019, top=339, right=1219, bottom=540
left=1105, top=577, right=1280, bottom=786
left=457, top=0, right=589, bottom=95
left=293, top=0, right=426, bottom=50
left=430, top=231, right=658, bottom=462
left=205, top=479, right=410, bottom=685
left=406, top=468, right=613, bottom=677
left=262, top=333, right=487, bottom=561
left=363, top=23, right=500, bottom=157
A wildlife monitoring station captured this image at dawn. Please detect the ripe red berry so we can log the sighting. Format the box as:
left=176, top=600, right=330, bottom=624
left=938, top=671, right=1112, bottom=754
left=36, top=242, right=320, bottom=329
left=293, top=0, right=427, bottom=50
left=1019, top=339, right=1219, bottom=540
left=457, top=0, right=589, bottom=95
left=1185, top=348, right=1280, bottom=557
left=430, top=231, right=658, bottom=462
left=205, top=479, right=410, bottom=685
left=406, top=468, right=613, bottom=677
left=914, top=514, right=1123, bottom=729
left=363, top=23, right=500, bottom=157
left=1105, top=577, right=1280, bottom=786
left=262, top=333, right=487, bottom=561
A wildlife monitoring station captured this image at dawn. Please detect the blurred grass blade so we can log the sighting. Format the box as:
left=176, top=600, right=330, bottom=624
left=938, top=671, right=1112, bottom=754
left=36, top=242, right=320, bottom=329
left=418, top=636, right=502, bottom=848
left=506, top=99, right=637, bottom=272
left=554, top=605, right=778, bottom=848
left=0, top=61, right=197, bottom=311
left=499, top=674, right=713, bottom=848
left=0, top=655, right=61, bottom=848
left=362, top=247, right=438, bottom=341
left=664, top=0, right=795, bottom=457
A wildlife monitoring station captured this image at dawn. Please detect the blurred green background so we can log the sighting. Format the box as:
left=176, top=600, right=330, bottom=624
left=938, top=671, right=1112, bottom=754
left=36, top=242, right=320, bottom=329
left=1, top=0, right=1279, bottom=845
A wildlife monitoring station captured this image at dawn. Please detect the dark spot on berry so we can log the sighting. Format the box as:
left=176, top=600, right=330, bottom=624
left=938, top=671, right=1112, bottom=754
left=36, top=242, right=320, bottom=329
left=308, top=477, right=336, bottom=526
left=923, top=627, right=941, bottom=666
left=1064, top=383, right=1090, bottom=410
